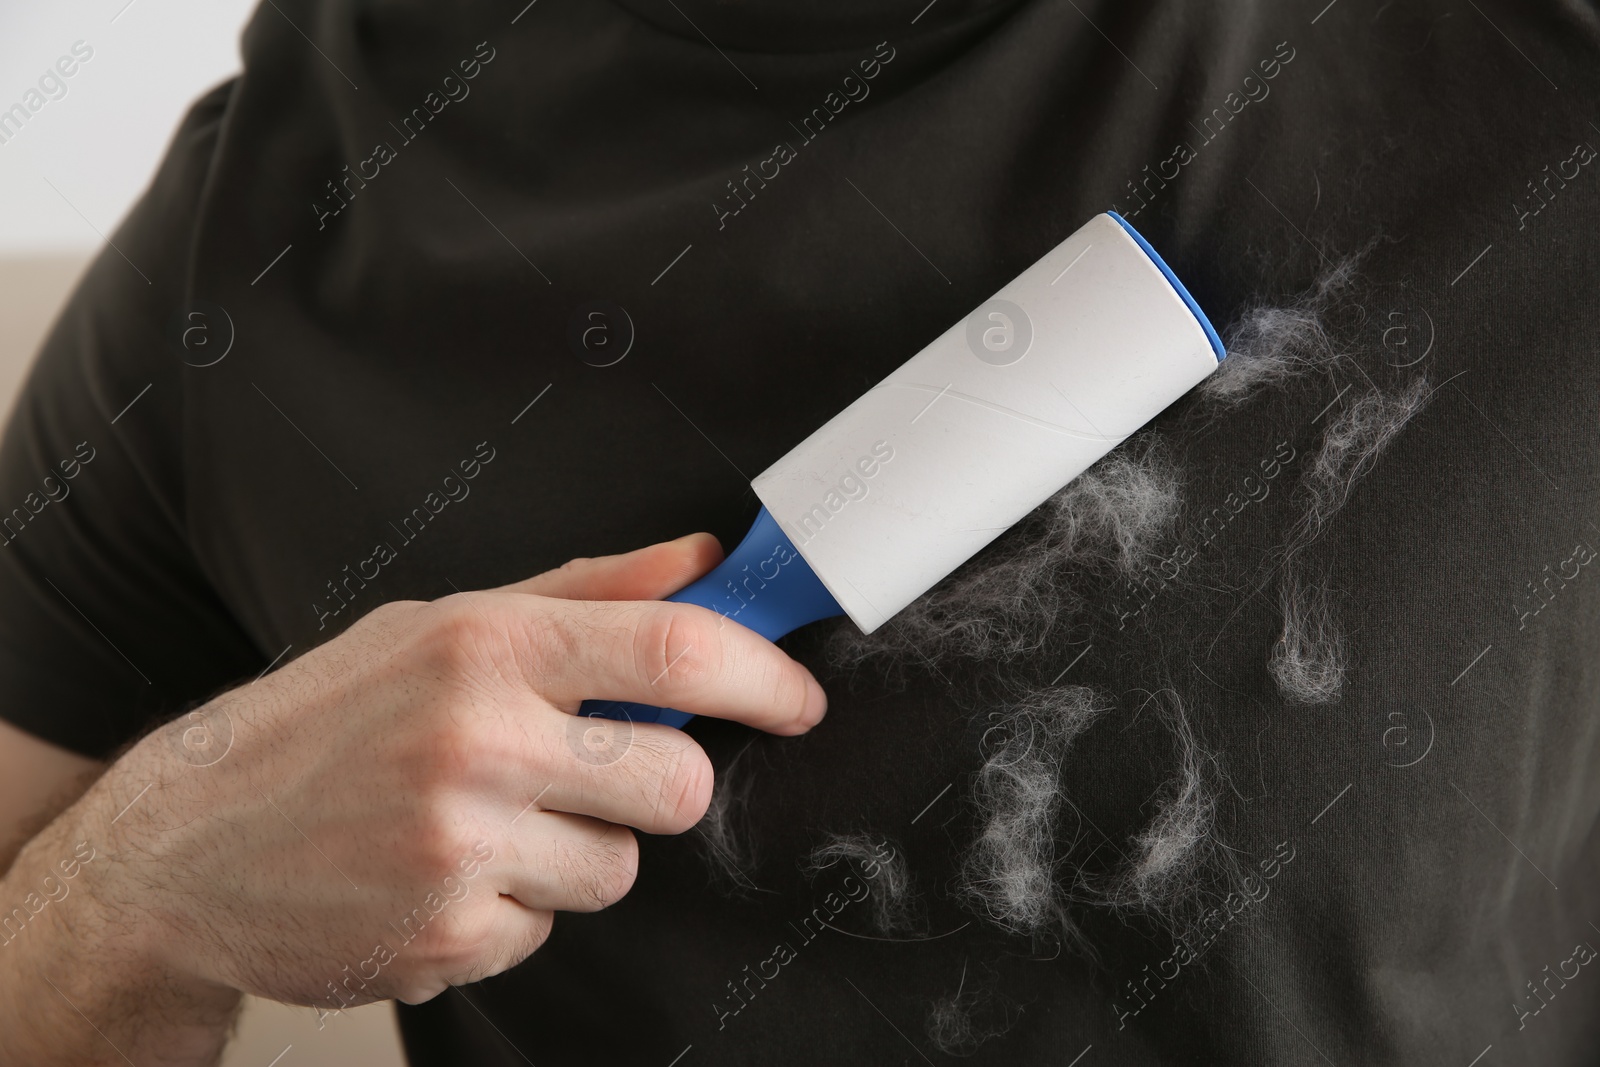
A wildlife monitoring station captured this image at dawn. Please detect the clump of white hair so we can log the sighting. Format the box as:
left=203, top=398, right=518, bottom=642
left=1269, top=375, right=1431, bottom=703
left=804, top=832, right=917, bottom=935
left=824, top=436, right=1182, bottom=676
left=1201, top=252, right=1363, bottom=405
left=958, top=684, right=1107, bottom=944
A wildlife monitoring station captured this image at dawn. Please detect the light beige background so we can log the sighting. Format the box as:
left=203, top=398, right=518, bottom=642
left=0, top=256, right=407, bottom=1066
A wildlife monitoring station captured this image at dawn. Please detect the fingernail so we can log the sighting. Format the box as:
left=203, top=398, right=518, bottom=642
left=671, top=531, right=723, bottom=558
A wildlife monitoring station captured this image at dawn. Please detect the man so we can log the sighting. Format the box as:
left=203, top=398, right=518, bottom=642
left=2, top=0, right=1598, bottom=1063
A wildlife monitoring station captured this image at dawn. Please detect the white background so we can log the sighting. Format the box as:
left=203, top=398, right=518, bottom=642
left=0, top=0, right=257, bottom=253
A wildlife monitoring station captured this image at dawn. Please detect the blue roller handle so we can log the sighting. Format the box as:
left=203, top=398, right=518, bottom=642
left=578, top=507, right=846, bottom=729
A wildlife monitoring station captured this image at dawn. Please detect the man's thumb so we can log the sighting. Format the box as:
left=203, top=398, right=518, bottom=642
left=496, top=532, right=724, bottom=601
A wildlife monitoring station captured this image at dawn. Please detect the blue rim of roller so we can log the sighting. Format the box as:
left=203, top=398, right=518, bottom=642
left=1107, top=211, right=1226, bottom=362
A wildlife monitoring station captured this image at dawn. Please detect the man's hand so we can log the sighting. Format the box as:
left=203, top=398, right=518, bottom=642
left=0, top=533, right=827, bottom=1064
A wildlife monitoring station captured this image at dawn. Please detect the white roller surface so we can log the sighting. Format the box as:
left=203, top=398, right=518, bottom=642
left=752, top=212, right=1220, bottom=633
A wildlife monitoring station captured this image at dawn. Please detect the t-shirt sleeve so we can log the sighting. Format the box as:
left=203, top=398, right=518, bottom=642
left=0, top=80, right=264, bottom=759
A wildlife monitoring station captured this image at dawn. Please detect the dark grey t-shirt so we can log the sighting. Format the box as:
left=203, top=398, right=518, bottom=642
left=2, top=0, right=1598, bottom=1062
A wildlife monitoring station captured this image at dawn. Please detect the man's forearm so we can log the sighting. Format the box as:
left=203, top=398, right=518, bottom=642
left=0, top=719, right=105, bottom=875
left=0, top=537, right=812, bottom=1061
left=0, top=786, right=242, bottom=1066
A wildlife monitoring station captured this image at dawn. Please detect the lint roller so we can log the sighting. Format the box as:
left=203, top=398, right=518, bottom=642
left=583, top=211, right=1224, bottom=729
